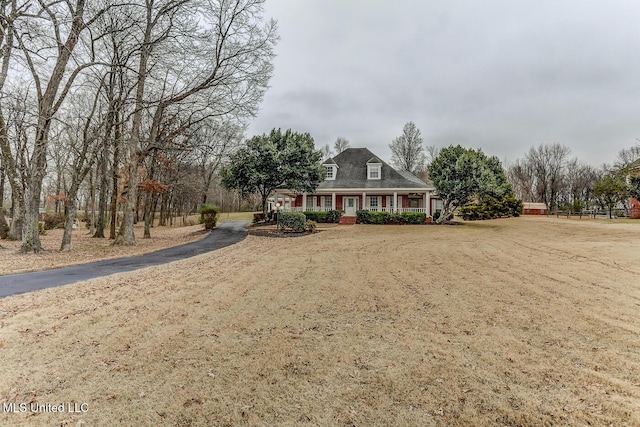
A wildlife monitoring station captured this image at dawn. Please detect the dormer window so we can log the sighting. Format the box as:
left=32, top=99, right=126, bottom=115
left=324, top=165, right=336, bottom=180
left=367, top=163, right=381, bottom=180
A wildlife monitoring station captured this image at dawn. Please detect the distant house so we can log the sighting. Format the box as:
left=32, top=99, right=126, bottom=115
left=522, top=202, right=547, bottom=215
left=272, top=148, right=436, bottom=221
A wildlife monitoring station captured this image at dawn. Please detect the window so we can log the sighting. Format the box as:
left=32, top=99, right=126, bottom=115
left=324, top=196, right=332, bottom=209
left=386, top=196, right=394, bottom=208
left=368, top=196, right=379, bottom=209
left=324, top=165, right=336, bottom=180
left=367, top=164, right=381, bottom=179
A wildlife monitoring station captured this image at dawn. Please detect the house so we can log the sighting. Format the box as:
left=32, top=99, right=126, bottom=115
left=273, top=148, right=436, bottom=221
left=522, top=202, right=547, bottom=215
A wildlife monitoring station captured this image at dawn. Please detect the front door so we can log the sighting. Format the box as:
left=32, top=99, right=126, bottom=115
left=344, top=197, right=358, bottom=216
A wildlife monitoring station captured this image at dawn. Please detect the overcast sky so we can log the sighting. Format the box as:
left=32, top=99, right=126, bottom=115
left=247, top=0, right=640, bottom=167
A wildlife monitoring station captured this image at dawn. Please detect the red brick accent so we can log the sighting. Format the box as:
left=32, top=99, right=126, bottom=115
left=339, top=216, right=357, bottom=225
left=631, top=198, right=640, bottom=219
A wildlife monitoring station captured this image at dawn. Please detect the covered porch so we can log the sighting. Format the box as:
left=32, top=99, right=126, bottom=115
left=272, top=190, right=433, bottom=217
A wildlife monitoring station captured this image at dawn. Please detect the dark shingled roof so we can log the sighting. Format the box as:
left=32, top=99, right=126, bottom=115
left=322, top=158, right=337, bottom=165
left=317, top=148, right=433, bottom=190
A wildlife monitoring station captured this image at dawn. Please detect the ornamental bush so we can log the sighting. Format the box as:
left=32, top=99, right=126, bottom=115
left=459, top=195, right=523, bottom=220
left=356, top=210, right=392, bottom=224
left=325, top=209, right=342, bottom=223
left=278, top=211, right=306, bottom=231
left=198, top=204, right=219, bottom=230
left=399, top=212, right=427, bottom=224
left=303, top=211, right=327, bottom=223
left=356, top=210, right=370, bottom=223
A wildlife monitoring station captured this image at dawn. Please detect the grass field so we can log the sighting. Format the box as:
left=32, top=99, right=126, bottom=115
left=1, top=216, right=639, bottom=426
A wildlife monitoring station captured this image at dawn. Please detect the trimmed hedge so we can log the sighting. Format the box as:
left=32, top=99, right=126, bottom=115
left=303, top=210, right=342, bottom=223
left=278, top=211, right=306, bottom=231
left=399, top=212, right=427, bottom=224
left=356, top=210, right=427, bottom=225
left=303, top=211, right=327, bottom=223
left=325, top=209, right=342, bottom=223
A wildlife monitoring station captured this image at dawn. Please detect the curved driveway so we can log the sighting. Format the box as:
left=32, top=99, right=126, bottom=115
left=0, top=221, right=248, bottom=299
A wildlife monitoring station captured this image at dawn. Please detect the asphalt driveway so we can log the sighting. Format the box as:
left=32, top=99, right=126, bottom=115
left=0, top=221, right=248, bottom=299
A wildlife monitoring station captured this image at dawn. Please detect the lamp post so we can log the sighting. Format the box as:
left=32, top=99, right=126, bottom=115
left=275, top=202, right=281, bottom=230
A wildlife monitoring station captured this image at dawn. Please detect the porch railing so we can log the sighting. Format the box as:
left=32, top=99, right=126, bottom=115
left=283, top=207, right=428, bottom=214
left=365, top=207, right=427, bottom=213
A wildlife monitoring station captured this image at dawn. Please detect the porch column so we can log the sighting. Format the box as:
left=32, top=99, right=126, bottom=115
left=425, top=192, right=431, bottom=217
left=273, top=192, right=278, bottom=211
left=362, top=192, right=367, bottom=210
left=302, top=193, right=307, bottom=212
left=331, top=192, right=336, bottom=210
left=393, top=192, right=398, bottom=214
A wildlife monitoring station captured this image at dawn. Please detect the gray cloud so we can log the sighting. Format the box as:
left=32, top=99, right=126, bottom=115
left=248, top=0, right=640, bottom=166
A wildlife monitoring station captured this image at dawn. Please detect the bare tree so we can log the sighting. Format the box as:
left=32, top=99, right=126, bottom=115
left=522, top=143, right=570, bottom=210
left=0, top=154, right=6, bottom=240
left=57, top=87, right=105, bottom=251
left=564, top=159, right=598, bottom=211
left=115, top=0, right=277, bottom=246
left=615, top=143, right=640, bottom=170
left=333, top=137, right=350, bottom=154
left=10, top=0, right=114, bottom=252
left=319, top=143, right=332, bottom=160
left=195, top=119, right=244, bottom=204
left=390, top=121, right=425, bottom=173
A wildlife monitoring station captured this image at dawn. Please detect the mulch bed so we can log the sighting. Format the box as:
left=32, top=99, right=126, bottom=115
left=247, top=227, right=321, bottom=238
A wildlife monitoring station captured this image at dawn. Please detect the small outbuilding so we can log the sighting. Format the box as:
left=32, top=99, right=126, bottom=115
left=522, top=202, right=547, bottom=215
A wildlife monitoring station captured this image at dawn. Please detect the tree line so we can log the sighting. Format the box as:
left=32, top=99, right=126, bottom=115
left=387, top=121, right=640, bottom=219
left=0, top=0, right=278, bottom=252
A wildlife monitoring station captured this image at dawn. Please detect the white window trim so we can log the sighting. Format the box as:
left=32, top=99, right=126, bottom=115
left=368, top=196, right=381, bottom=209
left=367, top=163, right=381, bottom=180
left=324, top=165, right=336, bottom=180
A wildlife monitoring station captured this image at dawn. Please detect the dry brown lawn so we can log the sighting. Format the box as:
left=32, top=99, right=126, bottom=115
left=1, top=216, right=640, bottom=426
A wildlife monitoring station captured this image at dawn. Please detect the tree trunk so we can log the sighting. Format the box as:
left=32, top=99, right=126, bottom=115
left=87, top=168, right=95, bottom=235
left=115, top=160, right=138, bottom=246
left=109, top=131, right=120, bottom=239
left=22, top=184, right=43, bottom=253
left=0, top=159, right=6, bottom=239
left=143, top=191, right=153, bottom=238
left=94, top=153, right=109, bottom=238
left=60, top=187, right=79, bottom=252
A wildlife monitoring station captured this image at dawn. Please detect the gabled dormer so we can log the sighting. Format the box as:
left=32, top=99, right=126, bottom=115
left=323, top=158, right=338, bottom=180
left=366, top=156, right=382, bottom=180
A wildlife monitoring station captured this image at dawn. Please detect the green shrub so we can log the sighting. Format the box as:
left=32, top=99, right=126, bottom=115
left=43, top=213, right=66, bottom=230
left=198, top=204, right=219, bottom=230
left=326, top=209, right=342, bottom=223
left=303, top=211, right=328, bottom=223
left=356, top=210, right=392, bottom=224
left=356, top=210, right=370, bottom=224
left=278, top=211, right=306, bottom=232
left=459, top=195, right=523, bottom=220
left=399, top=212, right=426, bottom=224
